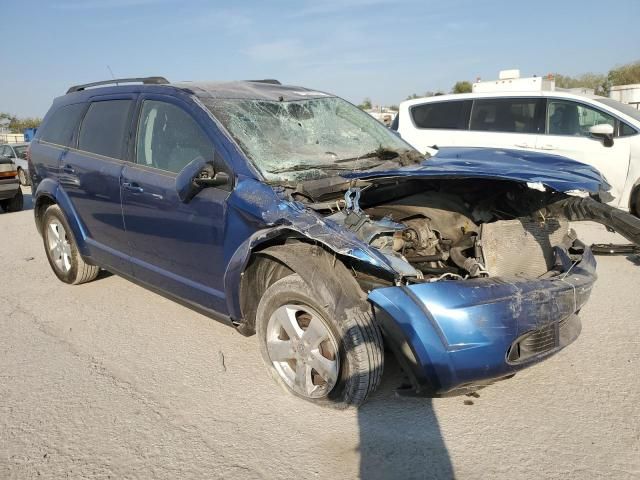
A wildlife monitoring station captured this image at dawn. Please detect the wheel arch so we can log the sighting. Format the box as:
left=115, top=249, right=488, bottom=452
left=34, top=181, right=90, bottom=257
left=231, top=231, right=382, bottom=336
left=34, top=193, right=56, bottom=236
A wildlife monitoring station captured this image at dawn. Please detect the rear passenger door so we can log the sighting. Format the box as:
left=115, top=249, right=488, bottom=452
left=60, top=95, right=136, bottom=273
left=121, top=95, right=231, bottom=314
left=464, top=97, right=544, bottom=151
left=32, top=102, right=87, bottom=187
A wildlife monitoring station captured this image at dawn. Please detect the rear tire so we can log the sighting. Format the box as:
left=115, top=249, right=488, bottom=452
left=634, top=190, right=640, bottom=219
left=42, top=204, right=100, bottom=285
left=256, top=274, right=384, bottom=408
left=0, top=189, right=23, bottom=212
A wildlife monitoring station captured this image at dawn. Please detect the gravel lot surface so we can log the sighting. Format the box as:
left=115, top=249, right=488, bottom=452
left=1, top=188, right=639, bottom=479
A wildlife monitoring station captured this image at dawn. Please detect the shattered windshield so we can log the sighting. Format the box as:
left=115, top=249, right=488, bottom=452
left=203, top=96, right=420, bottom=182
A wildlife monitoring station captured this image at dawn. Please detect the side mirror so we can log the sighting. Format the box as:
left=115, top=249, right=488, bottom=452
left=176, top=156, right=232, bottom=203
left=194, top=171, right=230, bottom=188
left=589, top=123, right=614, bottom=147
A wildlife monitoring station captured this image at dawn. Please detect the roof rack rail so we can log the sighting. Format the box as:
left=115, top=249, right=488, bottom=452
left=246, top=79, right=281, bottom=85
left=66, top=76, right=170, bottom=94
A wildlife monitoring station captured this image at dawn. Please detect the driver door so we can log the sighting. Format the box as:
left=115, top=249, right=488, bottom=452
left=121, top=96, right=232, bottom=313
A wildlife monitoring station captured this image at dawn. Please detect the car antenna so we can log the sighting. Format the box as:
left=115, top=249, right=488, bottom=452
left=107, top=65, right=118, bottom=85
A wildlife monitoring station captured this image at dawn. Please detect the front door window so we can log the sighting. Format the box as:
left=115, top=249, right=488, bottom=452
left=547, top=100, right=615, bottom=136
left=136, top=100, right=213, bottom=173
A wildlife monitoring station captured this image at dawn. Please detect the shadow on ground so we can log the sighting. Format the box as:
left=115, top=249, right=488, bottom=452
left=626, top=254, right=640, bottom=266
left=23, top=190, right=33, bottom=210
left=0, top=188, right=32, bottom=214
left=358, top=355, right=453, bottom=479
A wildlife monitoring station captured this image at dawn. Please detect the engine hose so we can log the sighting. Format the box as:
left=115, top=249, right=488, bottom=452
left=419, top=266, right=459, bottom=275
left=548, top=196, right=640, bottom=246
left=449, top=235, right=483, bottom=277
left=405, top=253, right=447, bottom=263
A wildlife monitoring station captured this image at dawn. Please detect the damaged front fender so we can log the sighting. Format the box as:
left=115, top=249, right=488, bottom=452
left=223, top=177, right=403, bottom=321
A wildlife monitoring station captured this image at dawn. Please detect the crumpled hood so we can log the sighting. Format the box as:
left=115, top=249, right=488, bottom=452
left=342, top=147, right=610, bottom=195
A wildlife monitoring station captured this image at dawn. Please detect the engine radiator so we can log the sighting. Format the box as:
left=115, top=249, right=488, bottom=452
left=479, top=217, right=569, bottom=278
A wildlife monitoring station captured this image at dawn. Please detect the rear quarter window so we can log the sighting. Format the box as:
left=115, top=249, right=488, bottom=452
left=410, top=100, right=471, bottom=130
left=78, top=100, right=133, bottom=159
left=39, top=103, right=86, bottom=147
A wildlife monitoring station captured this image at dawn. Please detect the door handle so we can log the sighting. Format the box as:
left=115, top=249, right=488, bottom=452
left=513, top=143, right=531, bottom=149
left=62, top=164, right=76, bottom=174
left=122, top=182, right=144, bottom=194
left=538, top=144, right=557, bottom=150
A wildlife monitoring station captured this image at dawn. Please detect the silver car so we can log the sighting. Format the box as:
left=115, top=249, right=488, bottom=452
left=0, top=153, right=22, bottom=212
left=1, top=142, right=30, bottom=186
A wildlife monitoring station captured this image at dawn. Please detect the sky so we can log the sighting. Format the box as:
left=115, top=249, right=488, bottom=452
left=2, top=0, right=639, bottom=117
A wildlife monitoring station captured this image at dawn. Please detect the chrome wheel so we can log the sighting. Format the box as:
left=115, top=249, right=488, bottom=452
left=266, top=304, right=340, bottom=399
left=46, top=220, right=72, bottom=273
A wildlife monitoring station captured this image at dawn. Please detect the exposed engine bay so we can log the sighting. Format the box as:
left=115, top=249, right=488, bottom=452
left=287, top=177, right=607, bottom=283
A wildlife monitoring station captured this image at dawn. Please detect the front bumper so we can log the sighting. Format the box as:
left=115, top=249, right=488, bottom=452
left=369, top=247, right=597, bottom=395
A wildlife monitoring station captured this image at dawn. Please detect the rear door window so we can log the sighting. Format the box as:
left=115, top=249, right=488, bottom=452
left=470, top=98, right=543, bottom=133
left=78, top=100, right=133, bottom=159
left=410, top=100, right=471, bottom=130
left=39, top=103, right=86, bottom=147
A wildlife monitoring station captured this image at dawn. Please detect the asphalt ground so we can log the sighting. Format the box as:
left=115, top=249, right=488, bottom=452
left=1, top=187, right=638, bottom=479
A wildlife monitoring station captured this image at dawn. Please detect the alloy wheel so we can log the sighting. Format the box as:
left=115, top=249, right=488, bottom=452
left=46, top=220, right=72, bottom=273
left=266, top=304, right=340, bottom=399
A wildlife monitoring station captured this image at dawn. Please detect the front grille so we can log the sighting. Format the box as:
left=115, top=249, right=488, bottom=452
left=521, top=322, right=557, bottom=354
left=507, top=318, right=567, bottom=364
left=507, top=315, right=581, bottom=364
left=480, top=217, right=569, bottom=277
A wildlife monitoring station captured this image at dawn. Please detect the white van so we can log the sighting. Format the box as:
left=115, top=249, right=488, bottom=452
left=394, top=91, right=640, bottom=214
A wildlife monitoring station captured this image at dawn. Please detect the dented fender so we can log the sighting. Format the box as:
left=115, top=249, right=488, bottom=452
left=222, top=177, right=398, bottom=321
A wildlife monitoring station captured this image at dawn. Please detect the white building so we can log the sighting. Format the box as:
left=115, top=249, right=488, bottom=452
left=610, top=84, right=640, bottom=110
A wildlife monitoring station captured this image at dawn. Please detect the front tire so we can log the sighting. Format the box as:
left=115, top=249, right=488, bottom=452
left=42, top=205, right=100, bottom=285
left=256, top=274, right=384, bottom=408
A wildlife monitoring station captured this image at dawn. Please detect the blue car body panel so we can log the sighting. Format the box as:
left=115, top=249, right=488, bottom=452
left=344, top=147, right=610, bottom=195
left=369, top=248, right=596, bottom=393
left=30, top=82, right=606, bottom=396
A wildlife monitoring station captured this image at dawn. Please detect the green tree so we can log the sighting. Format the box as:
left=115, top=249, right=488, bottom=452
left=608, top=61, right=640, bottom=86
left=553, top=72, right=608, bottom=95
left=452, top=81, right=472, bottom=94
left=9, top=117, right=41, bottom=133
left=406, top=91, right=444, bottom=100
left=0, top=112, right=42, bottom=133
left=358, top=98, right=372, bottom=110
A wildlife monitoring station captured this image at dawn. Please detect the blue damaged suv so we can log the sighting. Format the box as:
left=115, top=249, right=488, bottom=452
left=30, top=77, right=639, bottom=407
